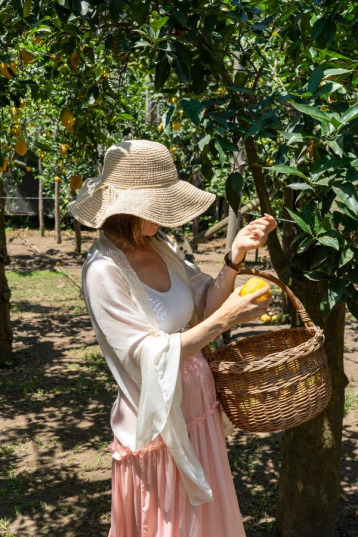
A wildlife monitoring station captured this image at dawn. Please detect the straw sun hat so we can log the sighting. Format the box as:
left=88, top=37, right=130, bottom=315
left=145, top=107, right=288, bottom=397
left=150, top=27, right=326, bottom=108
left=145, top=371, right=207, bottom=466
left=68, top=140, right=215, bottom=228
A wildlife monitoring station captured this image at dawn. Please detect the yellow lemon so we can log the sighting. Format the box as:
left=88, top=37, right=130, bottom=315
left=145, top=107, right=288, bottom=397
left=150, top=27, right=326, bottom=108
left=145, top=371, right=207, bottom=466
left=61, top=111, right=75, bottom=128
left=60, top=143, right=70, bottom=155
left=70, top=174, right=83, bottom=190
left=271, top=314, right=281, bottom=322
left=170, top=146, right=178, bottom=154
left=15, top=139, right=28, bottom=156
left=0, top=62, right=12, bottom=79
left=172, top=121, right=181, bottom=131
left=26, top=166, right=32, bottom=172
left=54, top=175, right=61, bottom=182
left=11, top=107, right=22, bottom=119
left=11, top=124, right=22, bottom=138
left=157, top=122, right=163, bottom=133
left=239, top=277, right=271, bottom=302
left=261, top=314, right=272, bottom=323
left=9, top=62, right=17, bottom=75
left=0, top=159, right=9, bottom=172
left=21, top=50, right=36, bottom=64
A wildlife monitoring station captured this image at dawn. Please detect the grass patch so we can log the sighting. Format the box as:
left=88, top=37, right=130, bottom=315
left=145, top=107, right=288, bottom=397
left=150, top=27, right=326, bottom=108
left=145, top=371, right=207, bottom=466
left=344, top=389, right=358, bottom=414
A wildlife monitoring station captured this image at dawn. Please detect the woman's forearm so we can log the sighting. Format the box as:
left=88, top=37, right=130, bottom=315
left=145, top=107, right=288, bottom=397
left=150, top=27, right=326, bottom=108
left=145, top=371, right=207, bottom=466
left=204, top=248, right=246, bottom=317
left=180, top=308, right=229, bottom=362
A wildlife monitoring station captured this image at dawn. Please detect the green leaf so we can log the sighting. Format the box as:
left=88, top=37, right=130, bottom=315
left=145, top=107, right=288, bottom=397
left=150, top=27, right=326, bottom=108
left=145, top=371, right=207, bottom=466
left=313, top=82, right=343, bottom=98
left=109, top=0, right=122, bottom=22
left=340, top=104, right=358, bottom=126
left=286, top=209, right=313, bottom=235
left=317, top=236, right=340, bottom=251
left=225, top=172, right=244, bottom=215
left=288, top=183, right=314, bottom=191
left=214, top=138, right=227, bottom=166
left=268, top=164, right=308, bottom=180
left=298, top=236, right=315, bottom=253
left=198, top=135, right=211, bottom=151
left=339, top=247, right=355, bottom=267
left=332, top=183, right=358, bottom=214
left=321, top=279, right=345, bottom=316
left=323, top=68, right=355, bottom=76
left=162, top=105, right=175, bottom=134
left=289, top=101, right=331, bottom=124
left=181, top=98, right=204, bottom=126
left=55, top=3, right=71, bottom=22
left=154, top=57, right=171, bottom=91
left=305, top=270, right=330, bottom=281
left=326, top=139, right=343, bottom=158
left=23, top=0, right=32, bottom=18
left=346, top=286, right=358, bottom=320
left=307, top=65, right=324, bottom=94
left=311, top=156, right=355, bottom=178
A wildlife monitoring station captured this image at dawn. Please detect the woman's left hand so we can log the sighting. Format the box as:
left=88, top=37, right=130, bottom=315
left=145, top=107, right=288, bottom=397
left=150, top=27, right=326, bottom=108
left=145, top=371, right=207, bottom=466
left=232, top=214, right=277, bottom=260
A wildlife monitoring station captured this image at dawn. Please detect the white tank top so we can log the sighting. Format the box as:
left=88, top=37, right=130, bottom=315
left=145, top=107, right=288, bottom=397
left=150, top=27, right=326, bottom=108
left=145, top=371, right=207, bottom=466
left=142, top=268, right=194, bottom=334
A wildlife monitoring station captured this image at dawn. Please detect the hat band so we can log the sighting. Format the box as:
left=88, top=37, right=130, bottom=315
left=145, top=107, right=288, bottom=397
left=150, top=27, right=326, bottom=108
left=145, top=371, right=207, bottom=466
left=104, top=177, right=178, bottom=189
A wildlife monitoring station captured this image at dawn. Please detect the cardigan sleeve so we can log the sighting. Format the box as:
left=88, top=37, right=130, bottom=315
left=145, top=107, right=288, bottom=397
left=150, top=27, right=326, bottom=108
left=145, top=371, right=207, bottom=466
left=83, top=256, right=182, bottom=451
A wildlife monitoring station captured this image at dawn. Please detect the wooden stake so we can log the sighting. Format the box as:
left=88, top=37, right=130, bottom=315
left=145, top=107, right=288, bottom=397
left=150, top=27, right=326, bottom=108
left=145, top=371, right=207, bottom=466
left=54, top=179, right=61, bottom=244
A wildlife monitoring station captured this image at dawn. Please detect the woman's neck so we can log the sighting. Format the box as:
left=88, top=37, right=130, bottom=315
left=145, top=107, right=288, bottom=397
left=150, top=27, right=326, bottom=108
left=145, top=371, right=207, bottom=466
left=104, top=232, right=151, bottom=254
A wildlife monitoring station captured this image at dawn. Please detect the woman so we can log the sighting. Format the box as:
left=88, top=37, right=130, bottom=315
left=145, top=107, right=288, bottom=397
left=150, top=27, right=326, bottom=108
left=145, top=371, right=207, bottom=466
left=68, top=140, right=276, bottom=537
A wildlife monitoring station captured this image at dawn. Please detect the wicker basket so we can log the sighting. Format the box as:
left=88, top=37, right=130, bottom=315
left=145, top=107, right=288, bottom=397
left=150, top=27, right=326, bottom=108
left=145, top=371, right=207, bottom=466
left=202, top=268, right=332, bottom=433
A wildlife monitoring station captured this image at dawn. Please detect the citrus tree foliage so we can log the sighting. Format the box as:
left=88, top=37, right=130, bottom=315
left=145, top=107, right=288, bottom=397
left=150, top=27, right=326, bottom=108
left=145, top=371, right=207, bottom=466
left=1, top=1, right=358, bottom=313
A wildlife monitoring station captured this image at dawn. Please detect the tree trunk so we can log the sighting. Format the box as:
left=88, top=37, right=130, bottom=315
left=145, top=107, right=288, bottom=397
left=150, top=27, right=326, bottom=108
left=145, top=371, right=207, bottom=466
left=276, top=282, right=347, bottom=537
left=0, top=177, right=12, bottom=366
left=71, top=190, right=81, bottom=254
left=54, top=179, right=61, bottom=244
left=38, top=159, right=45, bottom=237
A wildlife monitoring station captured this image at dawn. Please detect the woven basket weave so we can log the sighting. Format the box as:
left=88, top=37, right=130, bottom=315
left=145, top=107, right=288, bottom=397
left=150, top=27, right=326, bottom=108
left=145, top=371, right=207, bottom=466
left=202, top=269, right=332, bottom=433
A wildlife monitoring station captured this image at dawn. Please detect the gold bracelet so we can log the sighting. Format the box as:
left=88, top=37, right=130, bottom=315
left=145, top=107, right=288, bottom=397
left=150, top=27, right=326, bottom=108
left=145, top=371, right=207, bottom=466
left=224, top=252, right=245, bottom=273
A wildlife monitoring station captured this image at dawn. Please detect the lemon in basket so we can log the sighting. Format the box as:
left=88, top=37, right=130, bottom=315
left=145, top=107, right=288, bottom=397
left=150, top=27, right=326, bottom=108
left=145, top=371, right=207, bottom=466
left=239, top=276, right=271, bottom=302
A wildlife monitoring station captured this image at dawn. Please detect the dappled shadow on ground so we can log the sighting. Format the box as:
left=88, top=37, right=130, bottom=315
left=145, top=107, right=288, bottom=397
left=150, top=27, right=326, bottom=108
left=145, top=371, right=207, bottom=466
left=227, top=419, right=358, bottom=537
left=0, top=271, right=115, bottom=535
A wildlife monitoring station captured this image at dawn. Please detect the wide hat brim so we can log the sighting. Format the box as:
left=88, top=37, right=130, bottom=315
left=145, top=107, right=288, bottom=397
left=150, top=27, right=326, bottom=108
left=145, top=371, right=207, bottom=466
left=68, top=176, right=216, bottom=229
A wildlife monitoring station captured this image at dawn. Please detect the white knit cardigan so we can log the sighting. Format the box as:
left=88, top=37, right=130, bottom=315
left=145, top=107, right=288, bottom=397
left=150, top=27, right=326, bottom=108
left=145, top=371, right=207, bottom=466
left=82, top=232, right=214, bottom=506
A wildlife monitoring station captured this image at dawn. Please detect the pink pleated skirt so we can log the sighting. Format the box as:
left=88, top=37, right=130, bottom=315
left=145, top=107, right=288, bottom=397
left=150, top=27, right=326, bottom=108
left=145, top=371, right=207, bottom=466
left=108, top=352, right=246, bottom=537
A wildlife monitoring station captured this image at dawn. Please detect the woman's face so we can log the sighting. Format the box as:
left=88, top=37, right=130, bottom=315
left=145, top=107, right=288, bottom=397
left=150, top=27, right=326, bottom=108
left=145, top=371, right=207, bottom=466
left=142, top=220, right=161, bottom=236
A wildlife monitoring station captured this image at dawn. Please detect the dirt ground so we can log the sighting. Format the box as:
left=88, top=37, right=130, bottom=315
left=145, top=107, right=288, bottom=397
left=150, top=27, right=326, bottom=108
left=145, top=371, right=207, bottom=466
left=1, top=228, right=357, bottom=537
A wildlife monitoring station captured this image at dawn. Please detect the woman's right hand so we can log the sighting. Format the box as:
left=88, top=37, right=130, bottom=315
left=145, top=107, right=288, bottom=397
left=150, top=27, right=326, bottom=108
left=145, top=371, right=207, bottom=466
left=218, top=285, right=273, bottom=329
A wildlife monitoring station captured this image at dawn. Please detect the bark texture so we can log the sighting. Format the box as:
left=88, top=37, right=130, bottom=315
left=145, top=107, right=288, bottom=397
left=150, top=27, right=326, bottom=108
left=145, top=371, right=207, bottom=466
left=0, top=178, right=12, bottom=366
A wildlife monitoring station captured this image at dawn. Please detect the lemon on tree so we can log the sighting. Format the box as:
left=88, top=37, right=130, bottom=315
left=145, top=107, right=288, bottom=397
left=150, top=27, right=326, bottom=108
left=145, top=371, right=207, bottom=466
left=0, top=158, right=9, bottom=172
left=239, top=277, right=271, bottom=302
left=61, top=111, right=75, bottom=129
left=70, top=174, right=83, bottom=190
left=11, top=124, right=22, bottom=138
left=15, top=139, right=28, bottom=156
left=172, top=121, right=181, bottom=131
left=0, top=62, right=12, bottom=79
left=60, top=144, right=70, bottom=155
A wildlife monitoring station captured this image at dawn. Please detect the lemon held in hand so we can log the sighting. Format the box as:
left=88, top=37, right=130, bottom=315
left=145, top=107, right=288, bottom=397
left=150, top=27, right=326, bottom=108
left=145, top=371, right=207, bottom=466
left=239, top=276, right=271, bottom=302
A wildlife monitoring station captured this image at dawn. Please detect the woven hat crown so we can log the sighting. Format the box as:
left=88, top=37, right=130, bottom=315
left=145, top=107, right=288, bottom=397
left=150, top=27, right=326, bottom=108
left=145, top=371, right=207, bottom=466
left=102, top=140, right=178, bottom=189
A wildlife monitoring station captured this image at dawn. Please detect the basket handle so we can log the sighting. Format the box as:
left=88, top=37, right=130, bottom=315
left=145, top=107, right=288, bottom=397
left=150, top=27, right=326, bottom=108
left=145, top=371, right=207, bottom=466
left=239, top=268, right=318, bottom=333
